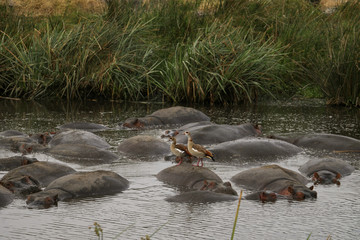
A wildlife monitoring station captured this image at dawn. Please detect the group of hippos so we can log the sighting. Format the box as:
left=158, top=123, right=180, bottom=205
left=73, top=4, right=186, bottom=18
left=0, top=106, right=358, bottom=208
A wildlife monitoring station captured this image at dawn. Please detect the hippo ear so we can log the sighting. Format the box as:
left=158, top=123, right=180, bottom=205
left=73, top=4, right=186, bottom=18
left=259, top=192, right=267, bottom=202
left=223, top=181, right=232, bottom=187
left=335, top=173, right=342, bottom=179
left=309, top=185, right=314, bottom=190
left=287, top=186, right=295, bottom=194
left=313, top=172, right=320, bottom=180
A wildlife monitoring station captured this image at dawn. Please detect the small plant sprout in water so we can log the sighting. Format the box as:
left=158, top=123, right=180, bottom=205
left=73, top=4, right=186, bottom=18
left=89, top=222, right=103, bottom=240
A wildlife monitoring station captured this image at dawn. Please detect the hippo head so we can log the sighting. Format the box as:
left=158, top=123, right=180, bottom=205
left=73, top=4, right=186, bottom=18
left=18, top=143, right=33, bottom=155
left=0, top=176, right=41, bottom=196
left=286, top=185, right=317, bottom=201
left=200, top=181, right=238, bottom=196
left=312, top=171, right=341, bottom=185
left=30, top=132, right=53, bottom=145
left=122, top=118, right=144, bottom=129
left=21, top=157, right=39, bottom=166
left=27, top=193, right=58, bottom=209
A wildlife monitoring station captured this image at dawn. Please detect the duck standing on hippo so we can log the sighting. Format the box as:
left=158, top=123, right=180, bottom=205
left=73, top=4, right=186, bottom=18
left=299, top=158, right=355, bottom=185
left=231, top=165, right=317, bottom=201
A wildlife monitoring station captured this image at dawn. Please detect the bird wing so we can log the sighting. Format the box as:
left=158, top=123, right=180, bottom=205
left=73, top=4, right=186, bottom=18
left=176, top=144, right=192, bottom=155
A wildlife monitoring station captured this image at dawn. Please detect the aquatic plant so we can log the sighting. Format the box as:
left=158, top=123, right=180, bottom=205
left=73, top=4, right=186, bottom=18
left=0, top=0, right=359, bottom=106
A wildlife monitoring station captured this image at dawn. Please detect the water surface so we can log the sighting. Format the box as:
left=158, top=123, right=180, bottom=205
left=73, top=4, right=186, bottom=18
left=0, top=99, right=359, bottom=240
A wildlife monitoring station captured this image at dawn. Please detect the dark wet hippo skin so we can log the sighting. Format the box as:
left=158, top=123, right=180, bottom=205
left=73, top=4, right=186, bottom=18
left=0, top=156, right=39, bottom=171
left=299, top=158, right=355, bottom=185
left=57, top=122, right=109, bottom=132
left=0, top=162, right=76, bottom=196
left=0, top=136, right=48, bottom=154
left=209, top=137, right=302, bottom=162
left=157, top=163, right=237, bottom=203
left=0, top=130, right=28, bottom=137
left=49, top=130, right=111, bottom=149
left=26, top=170, right=129, bottom=209
left=0, top=185, right=14, bottom=207
left=269, top=133, right=360, bottom=152
left=47, top=144, right=119, bottom=165
left=231, top=165, right=317, bottom=200
left=29, top=132, right=53, bottom=145
left=165, top=190, right=238, bottom=203
left=169, top=123, right=262, bottom=145
left=117, top=135, right=170, bottom=157
left=121, top=106, right=210, bottom=129
left=244, top=191, right=278, bottom=202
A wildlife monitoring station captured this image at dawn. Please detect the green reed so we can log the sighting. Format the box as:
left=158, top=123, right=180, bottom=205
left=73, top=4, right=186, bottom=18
left=0, top=0, right=359, bottom=106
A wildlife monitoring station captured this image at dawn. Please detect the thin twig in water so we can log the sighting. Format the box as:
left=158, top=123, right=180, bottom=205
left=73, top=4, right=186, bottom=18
left=231, top=189, right=243, bottom=240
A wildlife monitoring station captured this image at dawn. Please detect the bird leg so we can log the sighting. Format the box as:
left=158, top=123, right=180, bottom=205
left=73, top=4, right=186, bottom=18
left=176, top=157, right=183, bottom=166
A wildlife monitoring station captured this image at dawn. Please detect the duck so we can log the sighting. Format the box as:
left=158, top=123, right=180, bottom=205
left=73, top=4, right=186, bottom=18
left=169, top=137, right=192, bottom=165
left=184, top=131, right=215, bottom=167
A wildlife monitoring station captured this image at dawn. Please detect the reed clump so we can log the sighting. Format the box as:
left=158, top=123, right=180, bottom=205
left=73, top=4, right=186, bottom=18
left=0, top=0, right=359, bottom=106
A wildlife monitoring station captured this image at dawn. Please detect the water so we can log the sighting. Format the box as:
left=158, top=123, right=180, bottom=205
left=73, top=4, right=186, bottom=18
left=0, top=99, right=359, bottom=240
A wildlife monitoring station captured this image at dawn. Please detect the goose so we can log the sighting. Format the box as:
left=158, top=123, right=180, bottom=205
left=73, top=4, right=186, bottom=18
left=169, top=137, right=192, bottom=165
left=184, top=131, right=215, bottom=167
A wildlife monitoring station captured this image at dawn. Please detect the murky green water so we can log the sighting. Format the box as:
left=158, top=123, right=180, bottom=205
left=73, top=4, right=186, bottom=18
left=0, top=99, right=359, bottom=240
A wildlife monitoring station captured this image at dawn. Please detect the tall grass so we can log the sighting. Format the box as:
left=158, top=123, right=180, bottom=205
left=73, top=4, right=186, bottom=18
left=0, top=0, right=359, bottom=106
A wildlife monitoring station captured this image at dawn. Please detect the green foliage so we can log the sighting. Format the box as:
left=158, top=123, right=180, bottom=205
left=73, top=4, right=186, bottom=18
left=0, top=0, right=359, bottom=106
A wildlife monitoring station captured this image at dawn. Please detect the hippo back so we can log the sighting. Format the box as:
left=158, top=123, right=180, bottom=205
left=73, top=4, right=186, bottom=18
left=210, top=138, right=302, bottom=162
left=175, top=123, right=260, bottom=145
left=49, top=130, right=110, bottom=149
left=45, top=170, right=129, bottom=197
left=117, top=135, right=170, bottom=157
left=150, top=106, right=210, bottom=125
left=299, top=158, right=355, bottom=177
left=157, top=164, right=222, bottom=188
left=1, top=161, right=76, bottom=187
left=231, top=165, right=309, bottom=190
left=0, top=185, right=14, bottom=207
left=294, top=134, right=360, bottom=151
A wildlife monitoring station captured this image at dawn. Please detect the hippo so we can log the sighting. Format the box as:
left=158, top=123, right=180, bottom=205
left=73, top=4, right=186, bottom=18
left=231, top=165, right=317, bottom=200
left=121, top=106, right=210, bottom=129
left=29, top=132, right=54, bottom=145
left=165, top=123, right=262, bottom=145
left=157, top=163, right=237, bottom=203
left=269, top=133, right=360, bottom=152
left=0, top=161, right=76, bottom=196
left=0, top=130, right=28, bottom=137
left=46, top=144, right=119, bottom=165
left=244, top=191, right=278, bottom=202
left=0, top=185, right=14, bottom=207
left=299, top=158, right=355, bottom=185
left=165, top=190, right=238, bottom=203
left=0, top=135, right=47, bottom=154
left=0, top=156, right=39, bottom=171
left=49, top=130, right=111, bottom=149
left=26, top=170, right=129, bottom=209
left=209, top=137, right=302, bottom=162
left=117, top=135, right=170, bottom=158
left=57, top=122, right=109, bottom=132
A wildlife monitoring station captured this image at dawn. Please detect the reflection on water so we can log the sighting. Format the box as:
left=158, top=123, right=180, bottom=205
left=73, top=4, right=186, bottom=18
left=0, top=99, right=359, bottom=240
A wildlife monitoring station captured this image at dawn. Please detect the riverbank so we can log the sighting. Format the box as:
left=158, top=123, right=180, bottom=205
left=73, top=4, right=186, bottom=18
left=0, top=0, right=359, bottom=106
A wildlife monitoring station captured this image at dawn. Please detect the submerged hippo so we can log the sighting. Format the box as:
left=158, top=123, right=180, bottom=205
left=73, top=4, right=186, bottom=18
left=157, top=163, right=237, bottom=203
left=299, top=158, right=355, bottom=185
left=231, top=165, right=317, bottom=200
left=118, top=135, right=170, bottom=158
left=269, top=133, right=360, bottom=152
left=167, top=123, right=262, bottom=145
left=47, top=144, right=119, bottom=165
left=121, top=106, right=210, bottom=129
left=0, top=130, right=28, bottom=137
left=0, top=135, right=47, bottom=154
left=0, top=156, right=39, bottom=171
left=26, top=170, right=129, bottom=209
left=209, top=137, right=302, bottom=162
left=49, top=130, right=111, bottom=149
left=57, top=122, right=109, bottom=132
left=0, top=185, right=14, bottom=207
left=244, top=190, right=278, bottom=202
left=0, top=161, right=76, bottom=196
